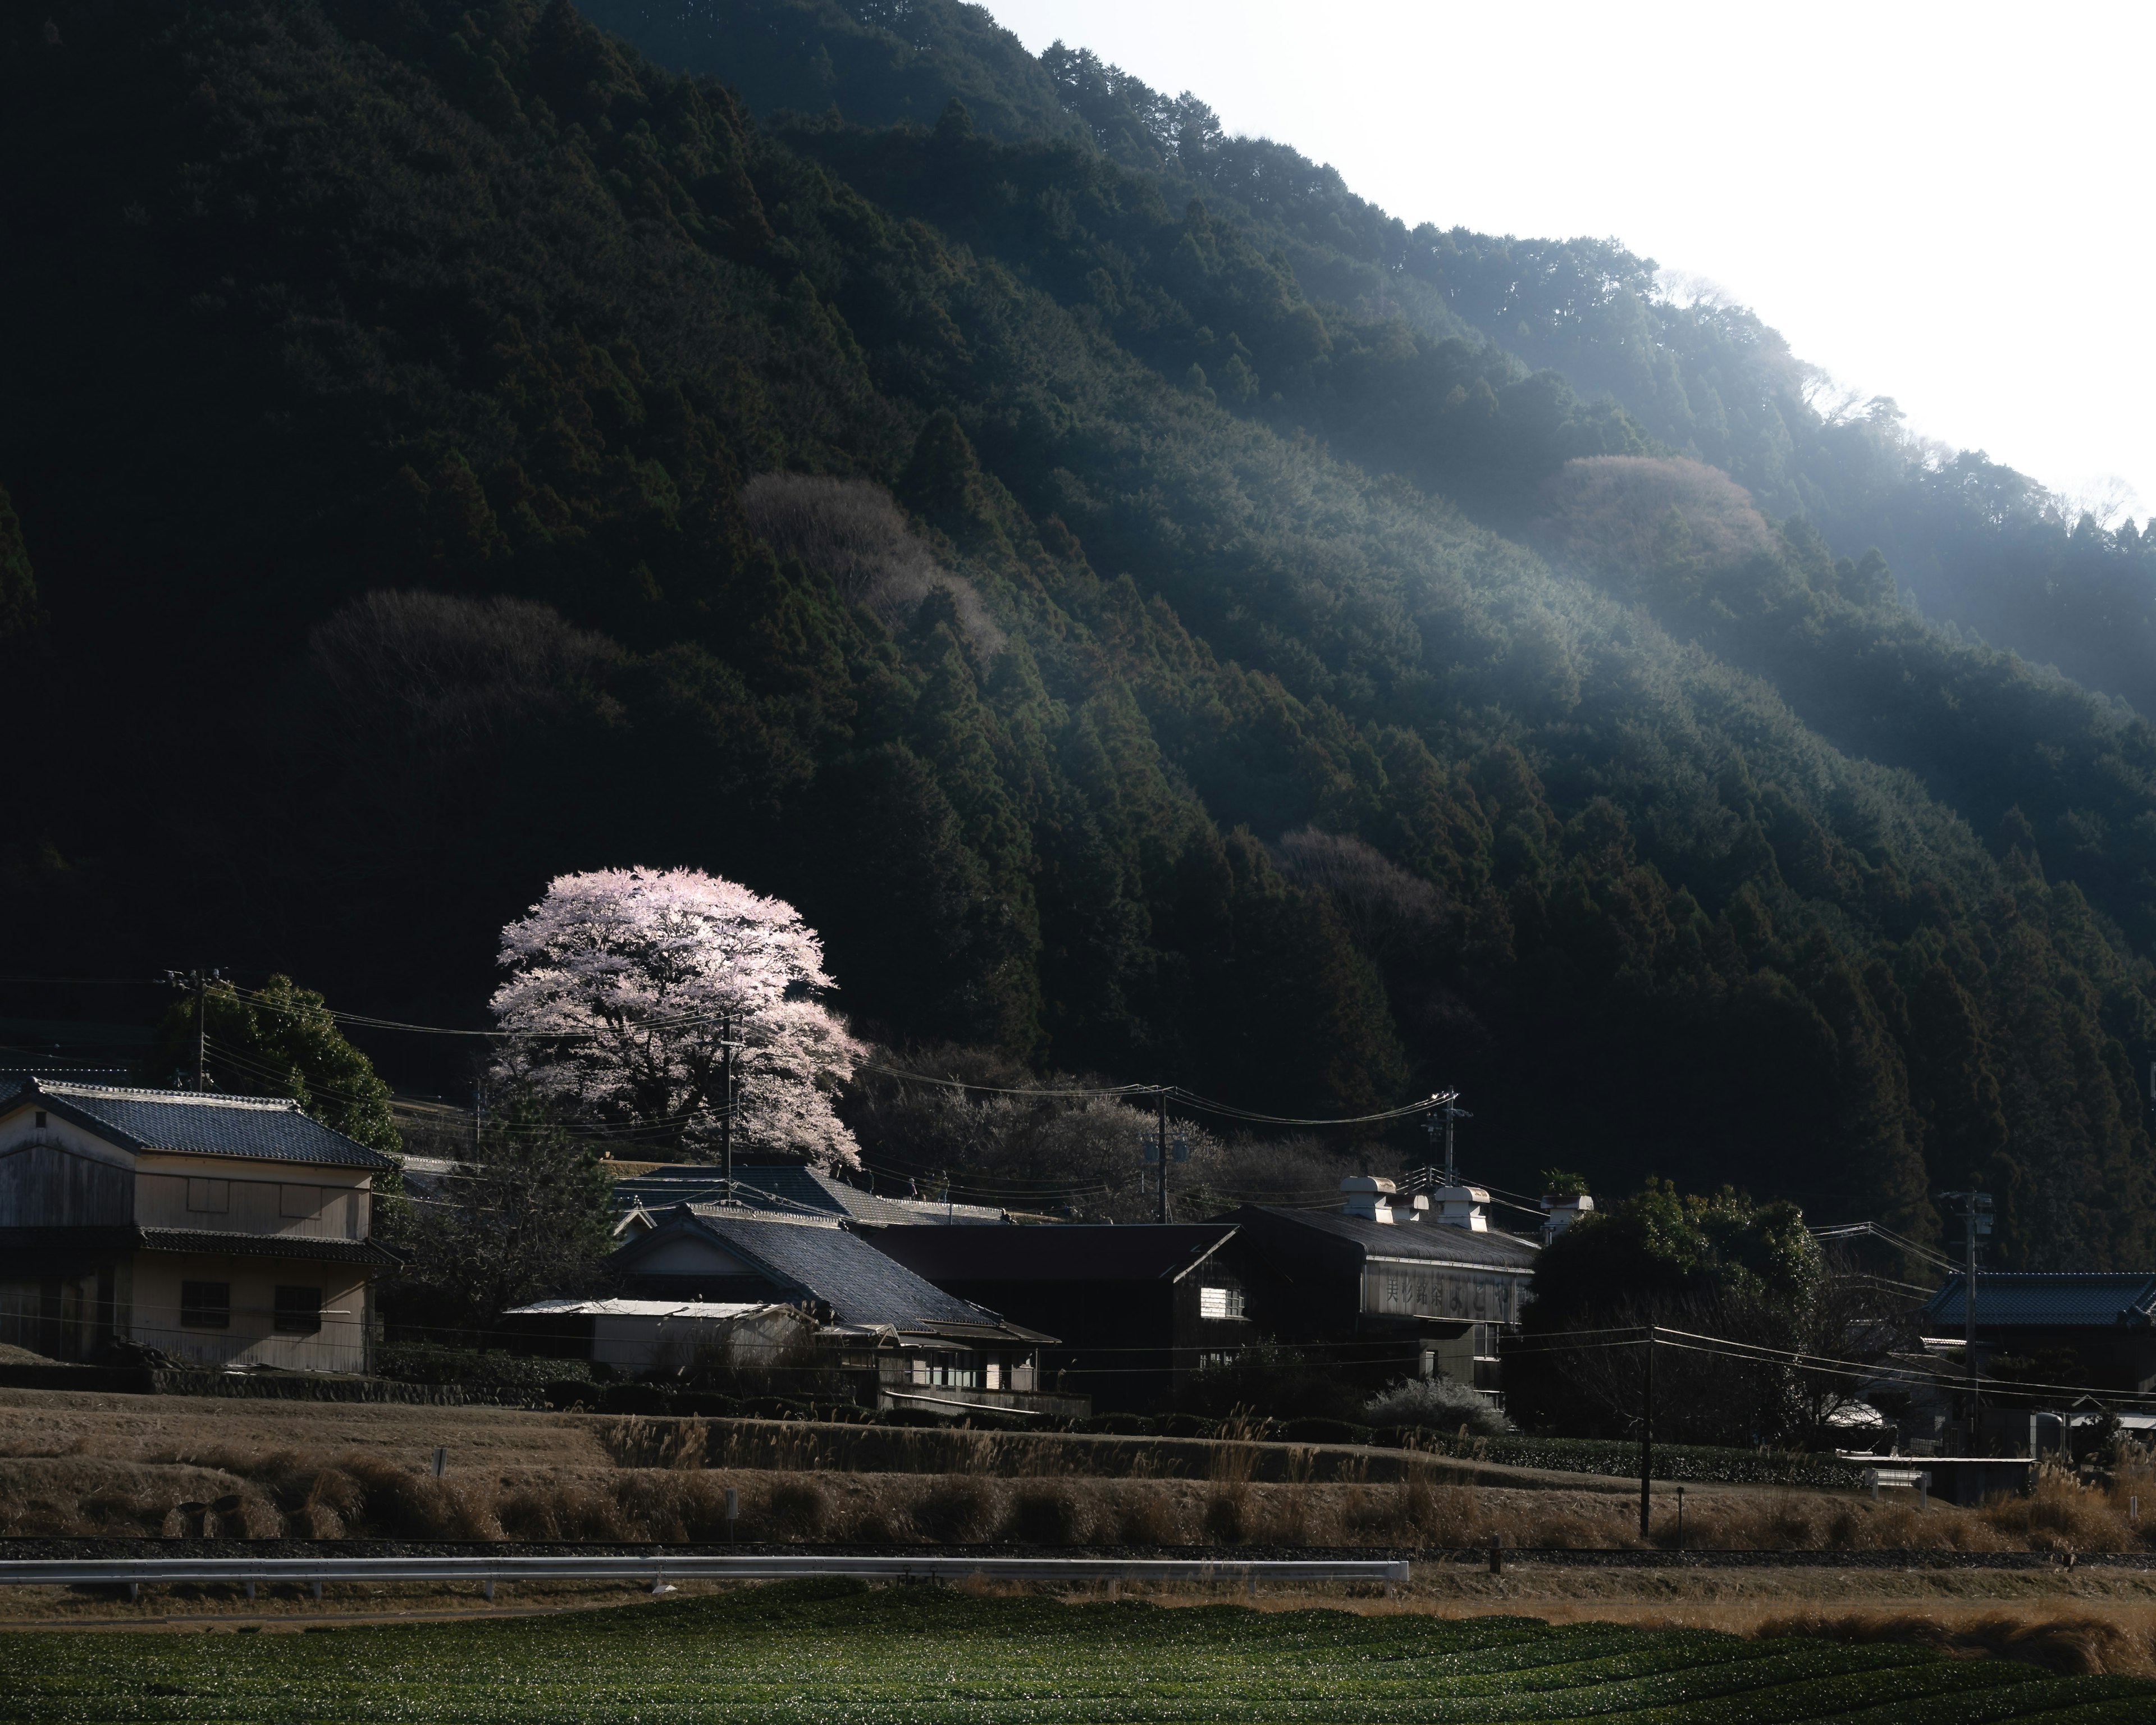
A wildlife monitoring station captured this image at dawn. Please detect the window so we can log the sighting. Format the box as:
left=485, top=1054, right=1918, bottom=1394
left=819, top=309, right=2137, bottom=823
left=985, top=1358, right=1002, bottom=1390
left=1198, top=1285, right=1244, bottom=1320
left=33, top=1110, right=46, bottom=1128
left=1199, top=1350, right=1241, bottom=1371
left=186, top=1178, right=230, bottom=1214
left=273, top=1286, right=322, bottom=1335
left=180, top=1281, right=230, bottom=1330
left=280, top=1184, right=321, bottom=1220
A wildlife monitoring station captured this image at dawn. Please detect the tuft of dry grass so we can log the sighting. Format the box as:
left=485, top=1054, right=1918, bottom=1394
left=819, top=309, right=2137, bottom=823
left=1753, top=1609, right=2156, bottom=1678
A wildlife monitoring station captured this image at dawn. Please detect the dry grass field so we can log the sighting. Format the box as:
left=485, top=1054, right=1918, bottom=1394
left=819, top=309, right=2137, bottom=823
left=2, top=1388, right=2152, bottom=1558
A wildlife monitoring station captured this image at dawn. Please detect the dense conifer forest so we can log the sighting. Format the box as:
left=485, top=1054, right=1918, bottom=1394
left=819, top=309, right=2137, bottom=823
left=6, top=0, right=2156, bottom=1268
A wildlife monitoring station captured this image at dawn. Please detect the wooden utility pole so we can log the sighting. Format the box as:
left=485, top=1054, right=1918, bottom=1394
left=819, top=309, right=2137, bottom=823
left=1936, top=1190, right=1992, bottom=1442
left=1638, top=1324, right=1656, bottom=1539
left=719, top=1008, right=740, bottom=1201
left=1155, top=1087, right=1170, bottom=1225
left=166, top=970, right=221, bottom=1090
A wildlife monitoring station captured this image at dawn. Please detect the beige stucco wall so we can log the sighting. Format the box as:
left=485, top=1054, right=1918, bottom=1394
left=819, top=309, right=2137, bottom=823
left=135, top=1156, right=372, bottom=1240
left=129, top=1249, right=370, bottom=1372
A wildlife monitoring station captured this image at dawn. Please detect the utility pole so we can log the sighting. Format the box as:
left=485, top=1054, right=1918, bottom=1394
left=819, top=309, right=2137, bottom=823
left=718, top=1009, right=741, bottom=1202
left=1936, top=1191, right=1993, bottom=1445
left=1639, top=1324, right=1656, bottom=1539
left=165, top=970, right=222, bottom=1091
left=1424, top=1094, right=1471, bottom=1186
left=1156, top=1087, right=1170, bottom=1225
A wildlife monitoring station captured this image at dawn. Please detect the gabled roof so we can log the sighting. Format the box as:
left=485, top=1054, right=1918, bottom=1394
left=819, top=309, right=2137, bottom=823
left=863, top=1222, right=1238, bottom=1285
left=1231, top=1204, right=1541, bottom=1270
left=611, top=1162, right=1006, bottom=1225
left=609, top=1207, right=1054, bottom=1344
left=0, top=1077, right=396, bottom=1171
left=1926, top=1273, right=2156, bottom=1329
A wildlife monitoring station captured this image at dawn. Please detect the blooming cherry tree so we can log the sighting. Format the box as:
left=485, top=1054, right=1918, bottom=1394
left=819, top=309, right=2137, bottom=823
left=490, top=867, right=862, bottom=1167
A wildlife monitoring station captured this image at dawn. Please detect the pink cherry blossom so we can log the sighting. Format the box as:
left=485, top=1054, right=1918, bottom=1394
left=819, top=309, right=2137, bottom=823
left=491, top=867, right=862, bottom=1167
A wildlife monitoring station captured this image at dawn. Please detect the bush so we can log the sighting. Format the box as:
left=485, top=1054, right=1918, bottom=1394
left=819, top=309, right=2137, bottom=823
left=1279, top=1417, right=1374, bottom=1446
left=1363, top=1375, right=1514, bottom=1437
left=1075, top=1413, right=1155, bottom=1436
left=1409, top=1429, right=1863, bottom=1487
left=372, top=1344, right=590, bottom=1393
left=1003, top=1486, right=1082, bottom=1545
left=1180, top=1340, right=1359, bottom=1421
left=599, top=1383, right=677, bottom=1415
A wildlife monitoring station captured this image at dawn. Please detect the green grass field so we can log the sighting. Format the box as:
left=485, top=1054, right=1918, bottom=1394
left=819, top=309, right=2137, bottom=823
left=2, top=1581, right=2151, bottom=1723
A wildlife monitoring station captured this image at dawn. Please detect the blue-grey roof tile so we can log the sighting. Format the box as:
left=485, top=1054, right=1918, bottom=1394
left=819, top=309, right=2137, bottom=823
left=614, top=1162, right=1004, bottom=1225
left=1925, top=1273, right=2156, bottom=1329
left=1, top=1078, right=395, bottom=1171
left=616, top=1210, right=1048, bottom=1340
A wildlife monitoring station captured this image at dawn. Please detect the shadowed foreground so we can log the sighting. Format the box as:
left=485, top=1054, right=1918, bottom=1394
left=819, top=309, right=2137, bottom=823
left=3, top=1578, right=2153, bottom=1722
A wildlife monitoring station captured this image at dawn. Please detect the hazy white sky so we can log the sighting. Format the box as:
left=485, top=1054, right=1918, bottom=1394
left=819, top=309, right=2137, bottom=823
left=989, top=0, right=2154, bottom=524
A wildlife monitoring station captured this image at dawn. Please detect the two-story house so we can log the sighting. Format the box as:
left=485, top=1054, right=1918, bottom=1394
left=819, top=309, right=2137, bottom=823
left=0, top=1076, right=398, bottom=1372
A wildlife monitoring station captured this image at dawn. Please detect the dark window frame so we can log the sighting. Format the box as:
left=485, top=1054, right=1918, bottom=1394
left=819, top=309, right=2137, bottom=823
left=179, top=1281, right=231, bottom=1330
left=273, top=1285, right=323, bottom=1335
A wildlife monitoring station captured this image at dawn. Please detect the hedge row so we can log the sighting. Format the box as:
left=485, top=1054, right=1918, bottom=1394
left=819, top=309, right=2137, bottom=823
left=1410, top=1430, right=1866, bottom=1488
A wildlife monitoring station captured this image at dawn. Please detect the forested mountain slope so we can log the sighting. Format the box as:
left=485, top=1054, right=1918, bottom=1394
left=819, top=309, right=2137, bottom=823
left=588, top=0, right=2156, bottom=720
left=3, top=0, right=2153, bottom=1269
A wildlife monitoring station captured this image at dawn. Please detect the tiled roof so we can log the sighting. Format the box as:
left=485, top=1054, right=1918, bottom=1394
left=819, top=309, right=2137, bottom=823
left=1234, top=1205, right=1541, bottom=1268
left=614, top=1208, right=1052, bottom=1342
left=613, top=1162, right=1006, bottom=1225
left=865, top=1223, right=1237, bottom=1284
left=1925, top=1273, right=2156, bottom=1329
left=1, top=1078, right=395, bottom=1171
left=136, top=1228, right=399, bottom=1265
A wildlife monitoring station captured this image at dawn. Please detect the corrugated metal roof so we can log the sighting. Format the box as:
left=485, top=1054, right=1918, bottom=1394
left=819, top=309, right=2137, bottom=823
left=505, top=1298, right=776, bottom=1319
left=1, top=1078, right=395, bottom=1171
left=613, top=1163, right=1005, bottom=1225
left=1235, top=1205, right=1541, bottom=1269
left=865, top=1223, right=1236, bottom=1284
left=1925, top=1273, right=2156, bottom=1329
left=613, top=1208, right=1050, bottom=1341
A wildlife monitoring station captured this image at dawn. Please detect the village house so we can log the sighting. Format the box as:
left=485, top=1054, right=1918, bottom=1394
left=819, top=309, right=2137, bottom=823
left=1226, top=1177, right=1542, bottom=1396
left=1924, top=1271, right=2156, bottom=1399
left=0, top=1076, right=398, bottom=1372
left=561, top=1205, right=1085, bottom=1419
left=859, top=1221, right=1259, bottom=1412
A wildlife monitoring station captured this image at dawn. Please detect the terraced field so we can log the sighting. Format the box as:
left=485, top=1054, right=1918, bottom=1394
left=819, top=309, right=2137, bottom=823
left=2, top=1580, right=2151, bottom=1722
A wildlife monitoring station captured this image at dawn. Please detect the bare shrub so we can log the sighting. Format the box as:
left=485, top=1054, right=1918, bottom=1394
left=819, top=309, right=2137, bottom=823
left=744, top=472, right=1003, bottom=655
left=1272, top=829, right=1448, bottom=962
left=913, top=1475, right=996, bottom=1543
left=1363, top=1376, right=1511, bottom=1438
left=305, top=590, right=622, bottom=779
left=1004, top=1485, right=1082, bottom=1546
left=1115, top=1491, right=1185, bottom=1546
left=1201, top=1484, right=1248, bottom=1544
left=763, top=1478, right=833, bottom=1541
left=1980, top=1465, right=2143, bottom=1553
left=1536, top=456, right=1778, bottom=588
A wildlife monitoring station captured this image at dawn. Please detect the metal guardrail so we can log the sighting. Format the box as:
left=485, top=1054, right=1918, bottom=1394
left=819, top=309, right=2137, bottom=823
left=0, top=1555, right=1410, bottom=1602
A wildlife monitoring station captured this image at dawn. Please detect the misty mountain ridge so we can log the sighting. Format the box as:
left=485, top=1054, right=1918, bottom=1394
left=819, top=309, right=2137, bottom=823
left=3, top=0, right=2154, bottom=1276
